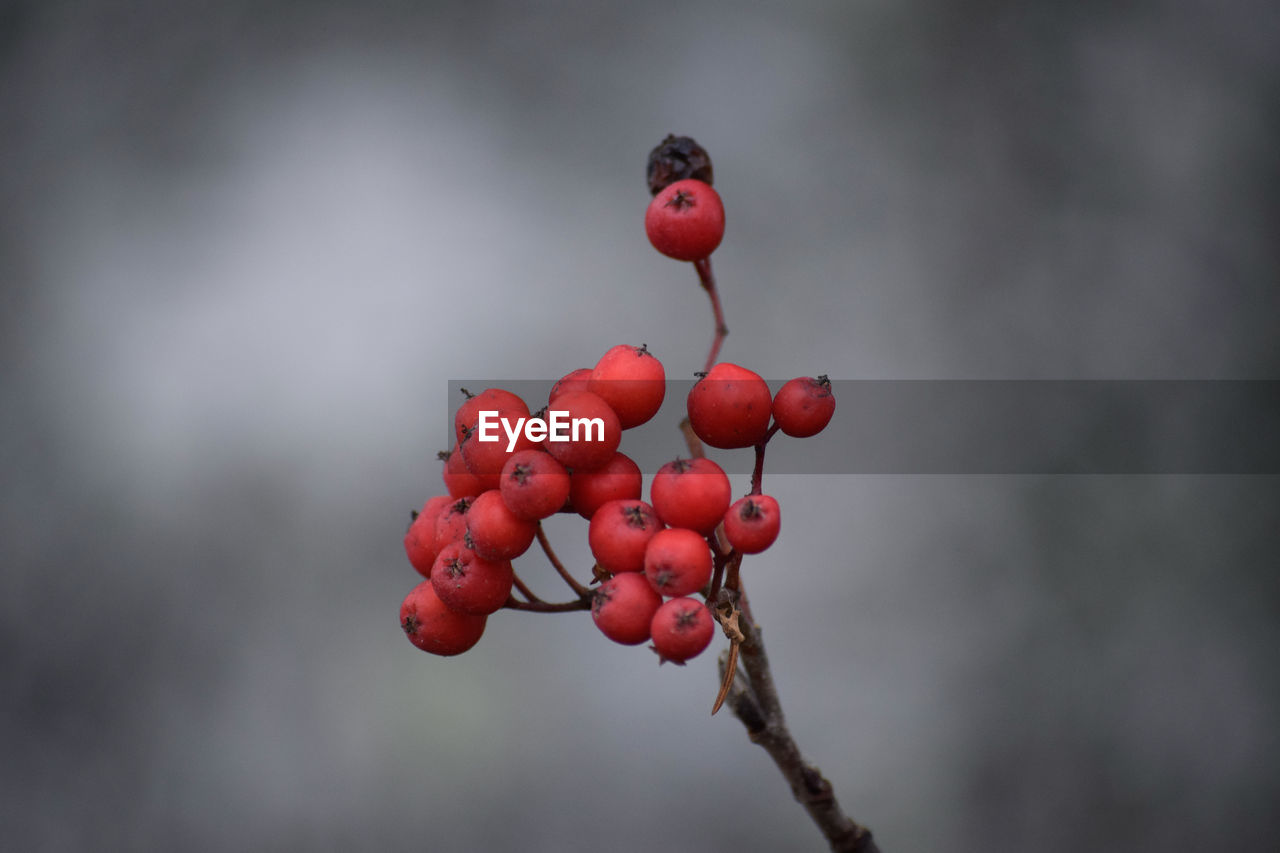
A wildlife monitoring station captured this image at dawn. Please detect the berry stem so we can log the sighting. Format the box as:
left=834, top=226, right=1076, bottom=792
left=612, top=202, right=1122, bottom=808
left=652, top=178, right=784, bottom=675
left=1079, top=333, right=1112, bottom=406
left=694, top=257, right=728, bottom=374
left=502, top=595, right=592, bottom=614
left=536, top=522, right=590, bottom=598
left=749, top=424, right=780, bottom=496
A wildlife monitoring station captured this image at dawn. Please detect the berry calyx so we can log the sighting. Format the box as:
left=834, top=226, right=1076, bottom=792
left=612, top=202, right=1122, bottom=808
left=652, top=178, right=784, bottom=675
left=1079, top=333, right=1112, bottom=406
left=592, top=572, right=663, bottom=646
left=723, top=494, right=781, bottom=555
left=645, top=179, right=725, bottom=262
left=649, top=597, right=715, bottom=664
left=686, top=361, right=772, bottom=449
left=400, top=581, right=487, bottom=656
left=771, top=375, right=835, bottom=438
left=649, top=457, right=731, bottom=534
left=643, top=527, right=714, bottom=598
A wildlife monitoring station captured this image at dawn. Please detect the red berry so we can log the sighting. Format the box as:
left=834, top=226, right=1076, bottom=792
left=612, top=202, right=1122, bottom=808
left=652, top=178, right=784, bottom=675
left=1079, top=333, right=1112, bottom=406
left=400, top=581, right=487, bottom=656
left=404, top=495, right=453, bottom=577
left=649, top=597, right=715, bottom=664
left=588, top=499, right=664, bottom=574
left=499, top=449, right=570, bottom=520
left=433, top=497, right=473, bottom=554
left=454, top=388, right=529, bottom=447
left=643, top=527, right=713, bottom=598
left=430, top=542, right=514, bottom=616
left=686, top=362, right=772, bottom=449
left=645, top=179, right=725, bottom=262
left=466, top=489, right=537, bottom=561
left=772, top=375, right=835, bottom=438
left=549, top=368, right=592, bottom=404
left=592, top=572, right=663, bottom=645
left=543, top=390, right=622, bottom=471
left=723, top=495, right=781, bottom=554
left=441, top=443, right=485, bottom=498
left=588, top=344, right=666, bottom=429
left=649, top=457, right=731, bottom=534
left=568, top=451, right=642, bottom=519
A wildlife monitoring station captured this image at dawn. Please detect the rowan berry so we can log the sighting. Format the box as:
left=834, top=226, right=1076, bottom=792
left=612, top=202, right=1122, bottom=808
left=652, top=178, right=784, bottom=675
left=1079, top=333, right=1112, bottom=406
left=588, top=344, right=666, bottom=429
left=460, top=417, right=539, bottom=489
left=400, top=580, right=487, bottom=656
left=432, top=497, right=473, bottom=555
left=568, top=451, right=642, bottom=519
left=645, top=179, right=724, bottom=262
left=441, top=443, right=485, bottom=498
left=430, top=542, right=514, bottom=616
left=549, top=368, right=592, bottom=404
left=771, top=375, right=835, bottom=438
left=723, top=495, right=781, bottom=554
left=643, top=527, right=713, bottom=598
left=404, top=495, right=453, bottom=578
left=588, top=499, right=664, bottom=575
left=686, top=362, right=772, bottom=449
left=592, top=572, right=663, bottom=646
left=649, top=457, right=731, bottom=534
left=499, top=449, right=570, bottom=520
left=543, top=390, right=621, bottom=471
left=649, top=597, right=715, bottom=664
left=466, top=489, right=537, bottom=561
left=454, top=388, right=529, bottom=446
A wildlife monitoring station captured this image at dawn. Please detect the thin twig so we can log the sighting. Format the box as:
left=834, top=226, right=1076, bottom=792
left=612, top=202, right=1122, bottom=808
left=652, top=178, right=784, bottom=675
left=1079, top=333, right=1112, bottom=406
left=502, top=595, right=591, bottom=614
left=509, top=571, right=543, bottom=604
left=693, top=257, right=727, bottom=374
left=537, top=523, right=590, bottom=597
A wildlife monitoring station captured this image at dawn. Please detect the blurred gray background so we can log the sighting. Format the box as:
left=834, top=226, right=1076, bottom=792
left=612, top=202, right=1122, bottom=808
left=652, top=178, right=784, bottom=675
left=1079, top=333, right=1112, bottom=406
left=2, top=1, right=1278, bottom=850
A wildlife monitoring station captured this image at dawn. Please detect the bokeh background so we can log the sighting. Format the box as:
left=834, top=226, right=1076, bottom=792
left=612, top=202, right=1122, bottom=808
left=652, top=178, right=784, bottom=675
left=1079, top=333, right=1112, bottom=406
left=3, top=1, right=1278, bottom=850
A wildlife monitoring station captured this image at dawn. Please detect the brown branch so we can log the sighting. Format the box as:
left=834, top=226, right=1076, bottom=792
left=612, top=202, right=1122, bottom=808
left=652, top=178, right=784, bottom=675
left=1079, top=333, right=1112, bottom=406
left=730, top=585, right=881, bottom=852
left=536, top=522, right=590, bottom=597
left=510, top=570, right=543, bottom=604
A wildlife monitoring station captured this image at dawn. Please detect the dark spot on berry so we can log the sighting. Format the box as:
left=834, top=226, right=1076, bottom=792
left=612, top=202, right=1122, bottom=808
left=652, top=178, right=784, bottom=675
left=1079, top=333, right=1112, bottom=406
left=674, top=607, right=701, bottom=631
left=663, top=189, right=696, bottom=211
left=401, top=614, right=419, bottom=635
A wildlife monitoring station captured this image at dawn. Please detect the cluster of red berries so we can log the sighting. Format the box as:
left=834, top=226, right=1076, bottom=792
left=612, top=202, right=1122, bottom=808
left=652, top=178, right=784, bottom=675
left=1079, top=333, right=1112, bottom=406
left=399, top=343, right=835, bottom=665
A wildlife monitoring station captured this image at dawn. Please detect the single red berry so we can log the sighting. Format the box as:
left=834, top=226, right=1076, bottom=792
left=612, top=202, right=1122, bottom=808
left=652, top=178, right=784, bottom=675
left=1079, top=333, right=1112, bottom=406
left=499, top=449, right=570, bottom=520
left=543, top=390, right=622, bottom=471
left=441, top=443, right=485, bottom=498
left=649, top=457, right=731, bottom=534
left=643, top=527, right=713, bottom=598
left=432, top=497, right=473, bottom=555
left=404, top=495, right=453, bottom=577
left=430, top=542, right=514, bottom=616
left=588, top=499, right=664, bottom=574
left=686, top=362, right=772, bottom=449
left=592, top=572, right=663, bottom=645
left=549, top=368, right=593, bottom=404
left=400, top=580, right=487, bottom=656
left=723, top=494, right=781, bottom=554
left=772, top=375, right=835, bottom=438
left=649, top=597, right=715, bottom=664
left=466, top=489, right=537, bottom=561
left=568, top=451, right=642, bottom=519
left=645, top=178, right=725, bottom=262
left=454, top=387, right=529, bottom=447
left=587, top=344, right=666, bottom=429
